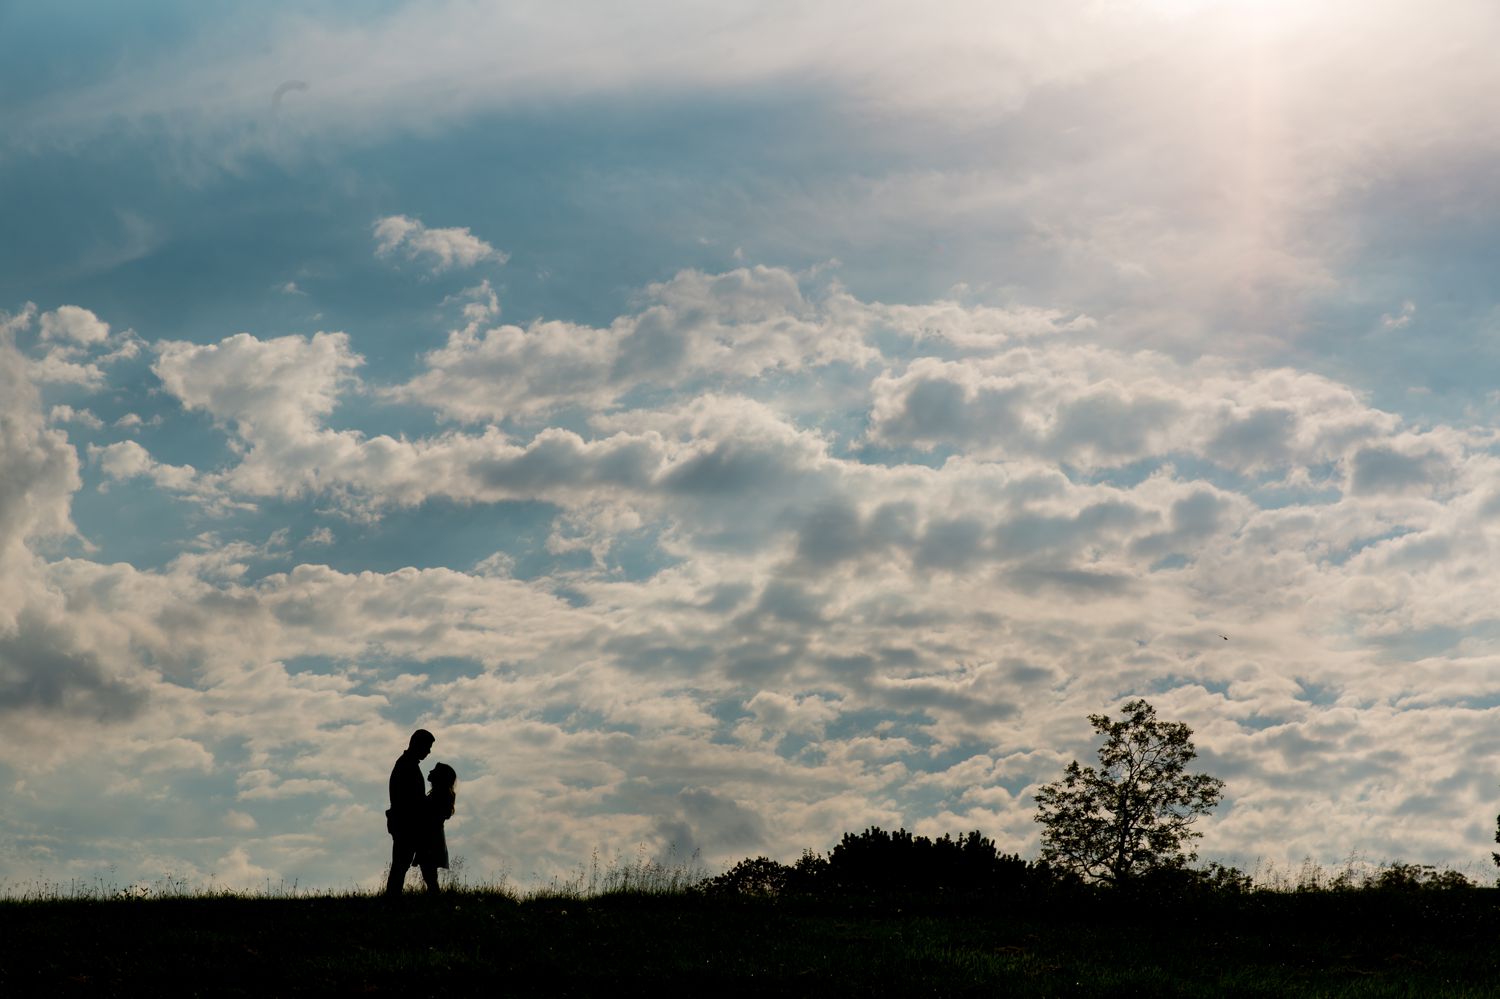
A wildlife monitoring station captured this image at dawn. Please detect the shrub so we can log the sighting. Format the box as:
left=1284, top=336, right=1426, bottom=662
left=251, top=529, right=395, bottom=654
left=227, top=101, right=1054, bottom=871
left=817, top=826, right=1047, bottom=899
left=703, top=857, right=792, bottom=898
left=1370, top=863, right=1472, bottom=891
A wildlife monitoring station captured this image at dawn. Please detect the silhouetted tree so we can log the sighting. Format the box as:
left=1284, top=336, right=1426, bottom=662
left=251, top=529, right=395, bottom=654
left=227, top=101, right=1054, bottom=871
left=1493, top=811, right=1500, bottom=873
left=1034, top=699, right=1223, bottom=885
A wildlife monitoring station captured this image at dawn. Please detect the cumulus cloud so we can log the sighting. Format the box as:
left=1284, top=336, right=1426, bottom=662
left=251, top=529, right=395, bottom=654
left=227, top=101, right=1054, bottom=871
left=0, top=611, right=145, bottom=721
left=392, top=266, right=879, bottom=424
left=0, top=340, right=81, bottom=550
left=39, top=306, right=110, bottom=344
left=867, top=350, right=1401, bottom=474
left=373, top=215, right=506, bottom=273
left=10, top=305, right=139, bottom=389
left=2, top=0, right=1500, bottom=899
left=8, top=264, right=1500, bottom=892
left=49, top=405, right=103, bottom=429
left=0, top=342, right=148, bottom=736
left=155, top=331, right=360, bottom=435
left=224, top=810, right=258, bottom=832
left=237, top=769, right=351, bottom=801
left=92, top=441, right=202, bottom=494
left=1346, top=441, right=1453, bottom=497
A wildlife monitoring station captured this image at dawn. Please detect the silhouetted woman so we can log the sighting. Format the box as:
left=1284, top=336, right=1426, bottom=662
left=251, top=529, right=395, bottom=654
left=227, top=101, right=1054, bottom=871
left=413, top=762, right=457, bottom=892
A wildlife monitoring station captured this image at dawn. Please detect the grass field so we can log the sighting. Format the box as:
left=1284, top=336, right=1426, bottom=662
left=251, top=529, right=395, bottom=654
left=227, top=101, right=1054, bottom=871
left=3, top=883, right=1498, bottom=996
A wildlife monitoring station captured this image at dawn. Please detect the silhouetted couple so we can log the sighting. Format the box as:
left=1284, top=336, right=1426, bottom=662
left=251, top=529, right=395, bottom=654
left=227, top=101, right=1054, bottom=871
left=384, top=728, right=458, bottom=896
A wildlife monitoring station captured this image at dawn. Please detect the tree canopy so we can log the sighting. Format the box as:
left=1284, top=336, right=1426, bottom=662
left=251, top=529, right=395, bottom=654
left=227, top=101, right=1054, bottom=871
left=1034, top=698, right=1224, bottom=885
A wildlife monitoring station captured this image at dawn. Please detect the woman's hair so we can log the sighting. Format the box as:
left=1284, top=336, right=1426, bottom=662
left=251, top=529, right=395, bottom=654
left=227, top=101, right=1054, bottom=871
left=428, top=762, right=457, bottom=820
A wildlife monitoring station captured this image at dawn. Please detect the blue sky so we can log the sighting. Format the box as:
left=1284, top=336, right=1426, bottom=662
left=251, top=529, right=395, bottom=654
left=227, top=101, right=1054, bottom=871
left=4, top=0, right=1500, bottom=891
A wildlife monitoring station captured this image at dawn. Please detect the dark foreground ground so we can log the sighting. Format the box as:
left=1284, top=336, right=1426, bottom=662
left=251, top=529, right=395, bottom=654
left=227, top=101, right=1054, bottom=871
left=3, top=888, right=1498, bottom=996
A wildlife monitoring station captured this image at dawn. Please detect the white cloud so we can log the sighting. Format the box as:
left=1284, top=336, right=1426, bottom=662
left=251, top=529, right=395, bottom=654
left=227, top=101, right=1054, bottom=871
left=91, top=441, right=202, bottom=494
left=1381, top=301, right=1416, bottom=329
left=20, top=2, right=1164, bottom=139
left=39, top=306, right=110, bottom=344
left=867, top=350, right=1400, bottom=473
left=9, top=266, right=1500, bottom=892
left=16, top=1, right=1500, bottom=379
left=0, top=342, right=82, bottom=551
left=154, top=330, right=361, bottom=442
left=15, top=306, right=137, bottom=390
left=133, top=737, right=215, bottom=773
left=49, top=405, right=103, bottom=430
left=236, top=769, right=352, bottom=801
left=392, top=266, right=881, bottom=424
left=224, top=810, right=258, bottom=832
left=373, top=215, right=505, bottom=273
left=0, top=342, right=146, bottom=742
left=28, top=354, right=106, bottom=388
left=210, top=845, right=277, bottom=891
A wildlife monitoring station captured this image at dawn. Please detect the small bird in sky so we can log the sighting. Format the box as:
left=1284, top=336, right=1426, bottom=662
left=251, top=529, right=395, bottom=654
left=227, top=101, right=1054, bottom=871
left=271, top=79, right=310, bottom=112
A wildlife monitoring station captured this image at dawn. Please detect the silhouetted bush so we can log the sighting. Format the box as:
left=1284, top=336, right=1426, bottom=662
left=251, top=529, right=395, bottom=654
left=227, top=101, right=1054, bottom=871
left=1367, top=863, right=1473, bottom=891
left=705, top=827, right=1069, bottom=904
left=1121, top=860, right=1253, bottom=899
left=821, top=827, right=1036, bottom=898
left=707, top=827, right=1481, bottom=907
left=703, top=856, right=792, bottom=897
left=785, top=849, right=829, bottom=895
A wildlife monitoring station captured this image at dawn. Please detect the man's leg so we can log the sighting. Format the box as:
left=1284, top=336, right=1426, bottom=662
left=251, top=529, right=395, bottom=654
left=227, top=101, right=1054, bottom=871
left=385, top=835, right=415, bottom=896
left=420, top=862, right=440, bottom=893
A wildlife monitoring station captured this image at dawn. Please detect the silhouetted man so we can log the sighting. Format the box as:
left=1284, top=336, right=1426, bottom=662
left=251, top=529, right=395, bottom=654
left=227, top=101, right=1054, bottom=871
left=384, top=728, right=435, bottom=896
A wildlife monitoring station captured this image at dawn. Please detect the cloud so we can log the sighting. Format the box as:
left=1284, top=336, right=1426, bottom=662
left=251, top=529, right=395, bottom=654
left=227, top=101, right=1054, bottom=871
left=49, top=405, right=103, bottom=430
left=1381, top=301, right=1417, bottom=329
left=138, top=738, right=216, bottom=774
left=1346, top=443, right=1452, bottom=497
left=236, top=769, right=351, bottom=801
left=744, top=690, right=842, bottom=738
left=0, top=340, right=81, bottom=550
left=12, top=305, right=139, bottom=389
left=0, top=344, right=148, bottom=727
left=373, top=215, right=505, bottom=273
left=211, top=846, right=277, bottom=891
left=10, top=260, right=1500, bottom=893
left=224, top=810, right=258, bottom=832
left=651, top=787, right=769, bottom=860
left=0, top=610, right=145, bottom=721
left=867, top=350, right=1400, bottom=473
left=14, top=2, right=1171, bottom=140
left=391, top=266, right=878, bottom=424
left=92, top=441, right=202, bottom=493
left=154, top=331, right=361, bottom=439
left=39, top=306, right=110, bottom=344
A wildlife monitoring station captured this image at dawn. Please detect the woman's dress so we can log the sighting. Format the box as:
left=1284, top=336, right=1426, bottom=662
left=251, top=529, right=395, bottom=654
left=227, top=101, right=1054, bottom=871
left=412, top=790, right=452, bottom=870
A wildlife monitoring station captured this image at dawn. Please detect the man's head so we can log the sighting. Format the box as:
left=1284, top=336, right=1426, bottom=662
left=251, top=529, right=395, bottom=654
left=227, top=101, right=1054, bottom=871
left=409, top=729, right=435, bottom=759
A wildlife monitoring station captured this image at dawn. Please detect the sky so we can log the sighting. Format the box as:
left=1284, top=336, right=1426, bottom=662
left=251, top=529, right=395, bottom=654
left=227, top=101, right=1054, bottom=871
left=3, top=0, right=1500, bottom=892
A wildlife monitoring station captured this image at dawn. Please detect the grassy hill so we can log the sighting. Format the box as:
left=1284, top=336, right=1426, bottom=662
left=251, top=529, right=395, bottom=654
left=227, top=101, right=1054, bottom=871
left=4, top=884, right=1499, bottom=996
